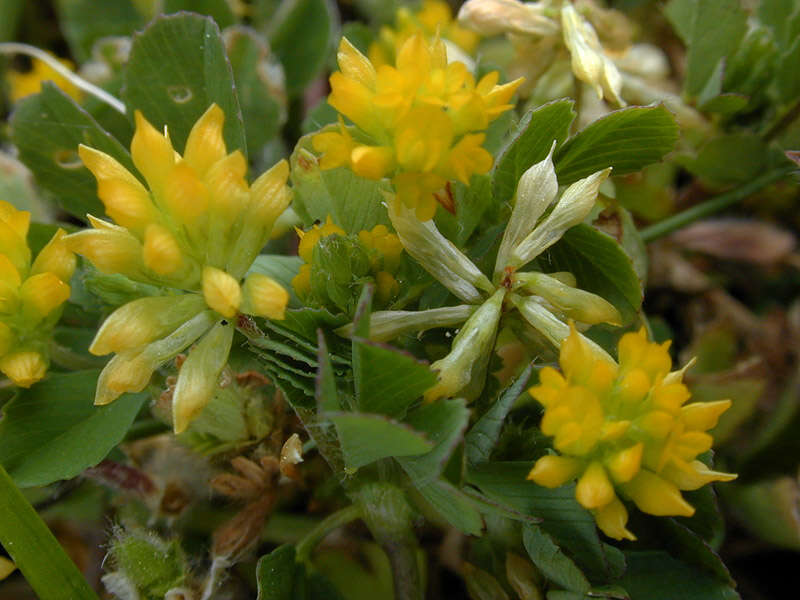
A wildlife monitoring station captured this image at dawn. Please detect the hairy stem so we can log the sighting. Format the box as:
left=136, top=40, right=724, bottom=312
left=640, top=166, right=796, bottom=243
left=295, top=503, right=362, bottom=563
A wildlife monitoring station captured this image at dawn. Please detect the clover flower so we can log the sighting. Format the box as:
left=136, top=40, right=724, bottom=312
left=293, top=218, right=404, bottom=310
left=368, top=0, right=481, bottom=69
left=344, top=148, right=615, bottom=401
left=312, top=34, right=523, bottom=220
left=0, top=201, right=75, bottom=386
left=66, top=104, right=291, bottom=432
left=527, top=325, right=737, bottom=540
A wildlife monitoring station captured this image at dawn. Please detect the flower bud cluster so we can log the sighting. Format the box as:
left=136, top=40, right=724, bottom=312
left=292, top=218, right=404, bottom=312
left=0, top=201, right=75, bottom=386
left=66, top=104, right=291, bottom=432
left=312, top=34, right=523, bottom=220
left=528, top=325, right=736, bottom=540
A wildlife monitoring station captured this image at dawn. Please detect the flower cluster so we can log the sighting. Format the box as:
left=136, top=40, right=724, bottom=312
left=66, top=104, right=291, bottom=432
left=527, top=325, right=736, bottom=540
left=368, top=0, right=481, bottom=68
left=293, top=218, right=404, bottom=310
left=0, top=202, right=75, bottom=386
left=312, top=34, right=523, bottom=220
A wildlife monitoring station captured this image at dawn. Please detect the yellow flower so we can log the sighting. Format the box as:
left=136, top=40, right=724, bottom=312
left=66, top=104, right=292, bottom=432
left=313, top=34, right=522, bottom=220
left=7, top=53, right=83, bottom=103
left=527, top=325, right=736, bottom=540
left=0, top=201, right=75, bottom=387
left=368, top=0, right=481, bottom=68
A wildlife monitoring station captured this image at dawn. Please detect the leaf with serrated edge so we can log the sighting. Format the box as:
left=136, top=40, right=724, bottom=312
left=330, top=413, right=433, bottom=470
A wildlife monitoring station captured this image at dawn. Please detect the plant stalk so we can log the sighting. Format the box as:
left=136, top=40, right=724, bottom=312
left=0, top=464, right=100, bottom=600
left=295, top=503, right=362, bottom=563
left=640, top=166, right=796, bottom=243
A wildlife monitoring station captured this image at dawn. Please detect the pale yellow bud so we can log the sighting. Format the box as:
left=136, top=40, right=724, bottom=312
left=202, top=266, right=241, bottom=318
left=576, top=461, right=615, bottom=509
left=95, top=349, right=153, bottom=405
left=680, top=399, right=731, bottom=431
left=183, top=103, right=227, bottom=174
left=66, top=226, right=144, bottom=276
left=0, top=350, right=47, bottom=388
left=0, top=215, right=32, bottom=276
left=527, top=455, right=582, bottom=488
left=142, top=223, right=184, bottom=276
left=661, top=460, right=737, bottom=491
left=337, top=37, right=377, bottom=88
left=19, top=272, right=70, bottom=321
left=172, top=321, right=234, bottom=433
left=242, top=273, right=288, bottom=320
left=131, top=110, right=176, bottom=194
left=89, top=294, right=205, bottom=356
left=457, top=0, right=559, bottom=37
left=30, top=229, right=76, bottom=283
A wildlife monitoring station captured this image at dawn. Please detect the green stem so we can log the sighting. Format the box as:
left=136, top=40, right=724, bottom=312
left=0, top=464, right=99, bottom=600
left=294, top=504, right=362, bottom=563
left=640, top=167, right=796, bottom=243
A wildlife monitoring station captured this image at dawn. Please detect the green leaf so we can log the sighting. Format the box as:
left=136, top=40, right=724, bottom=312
left=352, top=339, right=436, bottom=417
left=776, top=36, right=800, bottom=104
left=256, top=544, right=297, bottom=600
left=411, top=479, right=484, bottom=536
left=435, top=174, right=494, bottom=245
left=291, top=137, right=392, bottom=233
left=55, top=0, right=144, bottom=62
left=493, top=100, right=576, bottom=206
left=465, top=365, right=532, bottom=468
left=163, top=0, right=236, bottom=28
left=467, top=462, right=623, bottom=582
left=268, top=0, right=334, bottom=95
left=330, top=413, right=433, bottom=470
left=677, top=134, right=769, bottom=188
left=523, top=524, right=591, bottom=594
left=224, top=26, right=287, bottom=153
left=399, top=398, right=470, bottom=482
left=0, top=371, right=146, bottom=488
left=123, top=13, right=246, bottom=156
left=0, top=464, right=100, bottom=600
left=618, top=551, right=739, bottom=600
left=542, top=224, right=642, bottom=322
left=10, top=83, right=134, bottom=220
left=664, top=0, right=747, bottom=98
left=316, top=330, right=341, bottom=412
left=554, top=106, right=679, bottom=185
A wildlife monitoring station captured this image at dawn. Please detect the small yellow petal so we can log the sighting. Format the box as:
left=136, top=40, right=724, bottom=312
left=30, top=229, right=76, bottom=283
left=661, top=459, right=737, bottom=491
left=243, top=273, right=289, bottom=320
left=131, top=110, right=176, bottom=194
left=19, top=272, right=70, bottom=320
left=0, top=200, right=31, bottom=240
left=249, top=159, right=292, bottom=225
left=163, top=161, right=210, bottom=224
left=681, top=400, right=732, bottom=431
left=183, top=103, right=227, bottom=173
left=0, top=351, right=47, bottom=388
left=142, top=223, right=184, bottom=276
left=606, top=443, right=643, bottom=484
left=0, top=556, right=16, bottom=581
left=351, top=145, right=395, bottom=180
left=202, top=266, right=241, bottom=318
left=65, top=227, right=144, bottom=276
left=594, top=497, right=636, bottom=541
left=575, top=461, right=615, bottom=509
left=621, top=470, right=695, bottom=517
left=527, top=455, right=583, bottom=488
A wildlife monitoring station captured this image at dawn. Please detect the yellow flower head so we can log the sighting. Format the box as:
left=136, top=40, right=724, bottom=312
left=368, top=0, right=481, bottom=68
left=527, top=325, right=736, bottom=541
left=6, top=53, right=83, bottom=103
left=66, top=104, right=292, bottom=431
left=313, top=35, right=522, bottom=220
left=0, top=201, right=75, bottom=387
